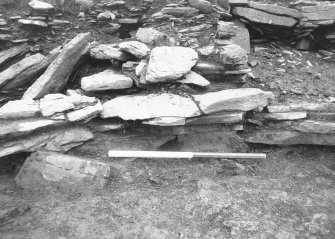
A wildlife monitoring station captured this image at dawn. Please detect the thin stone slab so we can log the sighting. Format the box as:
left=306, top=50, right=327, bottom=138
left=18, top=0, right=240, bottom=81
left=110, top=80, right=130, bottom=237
left=232, top=7, right=297, bottom=27
left=18, top=19, right=48, bottom=27
left=136, top=27, right=176, bottom=46
left=145, top=46, right=198, bottom=83
left=1, top=46, right=61, bottom=90
left=186, top=112, right=244, bottom=125
left=0, top=44, right=29, bottom=69
left=118, top=41, right=150, bottom=58
left=248, top=1, right=302, bottom=18
left=23, top=32, right=91, bottom=99
left=177, top=70, right=210, bottom=87
left=292, top=120, right=335, bottom=134
left=15, top=151, right=111, bottom=190
left=231, top=20, right=250, bottom=52
left=0, top=126, right=93, bottom=158
left=189, top=0, right=215, bottom=13
left=29, top=0, right=54, bottom=10
left=257, top=112, right=308, bottom=121
left=193, top=88, right=275, bottom=114
left=0, top=53, right=45, bottom=88
left=101, top=93, right=201, bottom=120
left=161, top=7, right=199, bottom=17
left=90, top=44, right=133, bottom=61
left=81, top=69, right=133, bottom=91
left=301, top=4, right=335, bottom=21
left=66, top=101, right=103, bottom=122
left=267, top=103, right=335, bottom=113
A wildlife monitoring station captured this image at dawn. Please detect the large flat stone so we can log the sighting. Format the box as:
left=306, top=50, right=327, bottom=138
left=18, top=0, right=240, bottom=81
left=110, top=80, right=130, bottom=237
left=233, top=7, right=297, bottom=27
left=118, top=41, right=150, bottom=59
left=81, top=69, right=133, bottom=91
left=29, top=0, right=54, bottom=10
left=301, top=4, right=335, bottom=21
left=248, top=1, right=302, bottom=18
left=0, top=53, right=45, bottom=88
left=0, top=126, right=93, bottom=158
left=145, top=47, right=198, bottom=83
left=194, top=88, right=274, bottom=114
left=22, top=32, right=91, bottom=99
left=101, top=93, right=201, bottom=120
left=292, top=120, right=335, bottom=134
left=15, top=151, right=111, bottom=190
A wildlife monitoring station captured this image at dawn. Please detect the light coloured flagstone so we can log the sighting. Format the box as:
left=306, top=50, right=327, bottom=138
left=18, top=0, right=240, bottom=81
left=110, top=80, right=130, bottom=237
left=119, top=41, right=150, bottom=58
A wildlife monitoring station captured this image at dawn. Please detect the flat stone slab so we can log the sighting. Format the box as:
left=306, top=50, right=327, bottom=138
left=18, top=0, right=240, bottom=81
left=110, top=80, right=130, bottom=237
left=0, top=126, right=93, bottom=158
left=161, top=7, right=199, bottom=17
left=23, top=32, right=91, bottom=99
left=258, top=112, right=308, bottom=121
left=301, top=4, right=335, bottom=21
left=81, top=69, right=133, bottom=91
left=178, top=71, right=210, bottom=87
left=118, top=41, right=150, bottom=59
left=15, top=151, right=111, bottom=190
left=101, top=93, right=201, bottom=120
left=18, top=19, right=48, bottom=27
left=145, top=46, right=198, bottom=83
left=267, top=103, right=335, bottom=113
left=292, top=120, right=335, bottom=134
left=0, top=99, right=40, bottom=119
left=233, top=7, right=298, bottom=27
left=0, top=44, right=29, bottom=68
left=193, top=88, right=274, bottom=114
left=248, top=1, right=302, bottom=18
left=29, top=0, right=54, bottom=10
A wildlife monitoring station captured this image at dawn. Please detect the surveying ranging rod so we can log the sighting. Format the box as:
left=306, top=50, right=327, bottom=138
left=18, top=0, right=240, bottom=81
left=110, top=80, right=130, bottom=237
left=108, top=150, right=266, bottom=159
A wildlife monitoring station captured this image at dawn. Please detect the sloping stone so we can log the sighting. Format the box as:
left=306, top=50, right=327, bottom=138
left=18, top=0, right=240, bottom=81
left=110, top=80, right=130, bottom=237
left=118, top=41, right=150, bottom=58
left=189, top=0, right=215, bottom=13
left=90, top=44, right=133, bottom=61
left=292, top=120, right=335, bottom=134
left=81, top=69, right=133, bottom=91
left=231, top=20, right=250, bottom=52
left=301, top=4, right=335, bottom=21
left=0, top=44, right=29, bottom=68
left=0, top=127, right=93, bottom=158
left=248, top=1, right=302, bottom=18
left=145, top=47, right=198, bottom=83
left=178, top=70, right=210, bottom=87
left=0, top=100, right=39, bottom=119
left=246, top=130, right=335, bottom=145
left=29, top=0, right=54, bottom=10
left=232, top=7, right=297, bottom=27
left=15, top=151, right=111, bottom=190
left=186, top=112, right=244, bottom=125
left=0, top=54, right=45, bottom=88
left=66, top=101, right=103, bottom=122
left=39, top=94, right=75, bottom=117
left=101, top=93, right=201, bottom=120
left=193, top=88, right=274, bottom=114
left=0, top=118, right=65, bottom=138
left=161, top=7, right=199, bottom=17
left=2, top=46, right=61, bottom=90
left=143, top=117, right=187, bottom=126
left=23, top=32, right=91, bottom=99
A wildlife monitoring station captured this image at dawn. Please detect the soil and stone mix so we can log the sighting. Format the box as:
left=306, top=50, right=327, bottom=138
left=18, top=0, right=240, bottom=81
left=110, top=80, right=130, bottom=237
left=0, top=0, right=335, bottom=238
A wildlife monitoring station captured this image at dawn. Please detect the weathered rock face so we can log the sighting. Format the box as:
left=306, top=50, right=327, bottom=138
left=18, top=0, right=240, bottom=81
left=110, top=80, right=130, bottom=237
left=81, top=69, right=133, bottom=91
left=230, top=20, right=250, bottom=52
left=178, top=71, right=210, bottom=87
left=90, top=44, right=133, bottom=61
left=232, top=7, right=298, bottom=27
left=0, top=53, right=45, bottom=88
left=23, top=32, right=91, bottom=99
left=145, top=47, right=198, bottom=83
left=118, top=41, right=150, bottom=59
left=0, top=127, right=93, bottom=158
left=15, top=151, right=111, bottom=190
left=101, top=93, right=201, bottom=120
left=194, top=88, right=274, bottom=114
left=0, top=100, right=40, bottom=119
left=217, top=21, right=237, bottom=38
left=219, top=44, right=248, bottom=67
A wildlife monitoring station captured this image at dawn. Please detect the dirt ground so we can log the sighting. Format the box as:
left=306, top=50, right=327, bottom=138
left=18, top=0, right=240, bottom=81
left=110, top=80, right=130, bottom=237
left=1, top=0, right=335, bottom=238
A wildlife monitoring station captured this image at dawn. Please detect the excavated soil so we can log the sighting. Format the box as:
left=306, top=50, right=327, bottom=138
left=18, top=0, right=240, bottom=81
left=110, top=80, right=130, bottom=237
left=1, top=0, right=335, bottom=238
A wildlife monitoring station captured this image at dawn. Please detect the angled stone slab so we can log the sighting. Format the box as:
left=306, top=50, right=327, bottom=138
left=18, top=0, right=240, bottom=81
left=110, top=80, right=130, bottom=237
left=178, top=71, right=210, bottom=87
left=186, top=112, right=244, bottom=125
left=301, top=4, right=335, bottom=21
left=0, top=44, right=29, bottom=69
left=0, top=118, right=65, bottom=139
left=118, top=41, right=150, bottom=58
left=101, top=93, right=201, bottom=120
left=15, top=151, right=111, bottom=190
left=22, top=32, right=91, bottom=99
left=248, top=1, right=302, bottom=18
left=2, top=46, right=61, bottom=90
left=142, top=117, right=187, bottom=126
left=257, top=112, right=307, bottom=121
left=0, top=53, right=45, bottom=88
left=232, top=7, right=297, bottom=27
left=66, top=101, right=103, bottom=122
left=90, top=44, right=133, bottom=61
left=0, top=126, right=93, bottom=158
left=193, top=88, right=274, bottom=114
left=161, top=7, right=199, bottom=17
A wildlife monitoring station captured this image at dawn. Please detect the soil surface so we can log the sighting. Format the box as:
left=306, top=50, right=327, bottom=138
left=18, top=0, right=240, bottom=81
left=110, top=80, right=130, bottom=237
left=1, top=0, right=335, bottom=238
